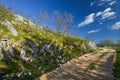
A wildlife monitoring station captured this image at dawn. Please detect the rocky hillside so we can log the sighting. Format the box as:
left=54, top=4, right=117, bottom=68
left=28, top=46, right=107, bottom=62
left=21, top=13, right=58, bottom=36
left=0, top=5, right=96, bottom=79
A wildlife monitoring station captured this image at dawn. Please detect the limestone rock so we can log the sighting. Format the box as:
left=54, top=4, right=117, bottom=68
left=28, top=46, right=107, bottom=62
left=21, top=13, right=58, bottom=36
left=15, top=14, right=24, bottom=21
left=0, top=47, right=4, bottom=59
left=0, top=35, right=11, bottom=59
left=0, top=35, right=8, bottom=48
left=29, top=20, right=35, bottom=26
left=20, top=45, right=35, bottom=62
left=81, top=41, right=96, bottom=51
left=0, top=20, right=18, bottom=36
left=28, top=41, right=39, bottom=54
left=20, top=46, right=27, bottom=60
left=88, top=41, right=96, bottom=50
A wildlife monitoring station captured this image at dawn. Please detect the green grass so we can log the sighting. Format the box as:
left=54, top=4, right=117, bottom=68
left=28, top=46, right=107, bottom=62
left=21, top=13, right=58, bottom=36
left=88, top=62, right=96, bottom=70
left=0, top=60, right=6, bottom=66
left=114, top=48, right=120, bottom=79
left=84, top=62, right=96, bottom=73
left=99, top=53, right=106, bottom=58
left=0, top=5, right=95, bottom=79
left=0, top=24, right=11, bottom=36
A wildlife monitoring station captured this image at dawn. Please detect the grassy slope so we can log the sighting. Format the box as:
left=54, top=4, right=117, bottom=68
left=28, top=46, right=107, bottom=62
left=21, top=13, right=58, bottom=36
left=0, top=6, right=92, bottom=79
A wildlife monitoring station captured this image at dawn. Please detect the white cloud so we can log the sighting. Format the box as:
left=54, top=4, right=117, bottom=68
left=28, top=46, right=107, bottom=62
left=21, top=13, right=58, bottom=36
left=96, top=12, right=103, bottom=17
left=102, top=8, right=115, bottom=19
left=111, top=21, right=120, bottom=30
left=98, top=0, right=116, bottom=6
left=102, top=12, right=115, bottom=19
left=104, top=8, right=112, bottom=13
left=98, top=3, right=105, bottom=6
left=109, top=1, right=116, bottom=5
left=90, top=2, right=94, bottom=6
left=88, top=29, right=100, bottom=34
left=96, top=8, right=116, bottom=19
left=78, top=7, right=116, bottom=28
left=78, top=13, right=95, bottom=27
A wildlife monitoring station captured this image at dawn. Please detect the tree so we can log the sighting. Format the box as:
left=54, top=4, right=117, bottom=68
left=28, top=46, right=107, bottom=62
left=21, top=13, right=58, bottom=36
left=63, top=11, right=73, bottom=34
left=116, top=40, right=120, bottom=47
left=86, top=33, right=94, bottom=41
left=117, top=40, right=120, bottom=44
left=37, top=10, right=73, bottom=35
left=97, top=39, right=114, bottom=47
left=53, top=11, right=73, bottom=34
left=37, top=11, right=50, bottom=29
left=37, top=11, right=43, bottom=26
left=43, top=11, right=49, bottom=28
left=53, top=11, right=63, bottom=33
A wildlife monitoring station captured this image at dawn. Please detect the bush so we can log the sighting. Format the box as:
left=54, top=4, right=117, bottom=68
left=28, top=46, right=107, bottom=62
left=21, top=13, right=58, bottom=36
left=114, top=48, right=120, bottom=79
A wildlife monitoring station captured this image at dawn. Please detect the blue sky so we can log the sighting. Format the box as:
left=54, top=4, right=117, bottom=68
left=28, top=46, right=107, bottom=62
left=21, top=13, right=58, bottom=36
left=2, top=0, right=120, bottom=43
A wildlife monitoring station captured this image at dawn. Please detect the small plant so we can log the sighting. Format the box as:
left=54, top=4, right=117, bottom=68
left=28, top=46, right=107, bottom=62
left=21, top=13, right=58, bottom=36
left=88, top=62, right=96, bottom=69
left=114, top=48, right=120, bottom=79
left=99, top=53, right=106, bottom=59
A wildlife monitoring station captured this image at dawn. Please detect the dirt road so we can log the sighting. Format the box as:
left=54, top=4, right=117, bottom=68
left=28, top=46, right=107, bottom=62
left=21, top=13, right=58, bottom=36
left=37, top=48, right=116, bottom=80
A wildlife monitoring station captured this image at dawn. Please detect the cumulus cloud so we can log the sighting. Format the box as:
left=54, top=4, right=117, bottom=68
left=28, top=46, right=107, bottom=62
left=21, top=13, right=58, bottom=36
left=78, top=13, right=95, bottom=27
left=102, top=12, right=115, bottom=19
left=98, top=3, right=105, bottom=6
left=102, top=8, right=115, bottom=19
left=90, top=0, right=117, bottom=7
left=109, top=1, right=116, bottom=5
left=78, top=7, right=116, bottom=28
left=111, top=21, right=120, bottom=30
left=96, top=8, right=116, bottom=19
left=104, top=8, right=112, bottom=13
left=96, top=12, right=103, bottom=17
left=88, top=29, right=100, bottom=33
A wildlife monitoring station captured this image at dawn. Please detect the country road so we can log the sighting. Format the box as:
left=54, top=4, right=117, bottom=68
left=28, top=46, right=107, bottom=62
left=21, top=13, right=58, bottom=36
left=37, top=48, right=116, bottom=80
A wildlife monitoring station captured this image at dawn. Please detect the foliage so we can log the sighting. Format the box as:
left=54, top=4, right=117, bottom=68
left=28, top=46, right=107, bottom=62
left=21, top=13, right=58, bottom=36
left=53, top=11, right=73, bottom=34
left=97, top=39, right=114, bottom=47
left=114, top=48, right=120, bottom=79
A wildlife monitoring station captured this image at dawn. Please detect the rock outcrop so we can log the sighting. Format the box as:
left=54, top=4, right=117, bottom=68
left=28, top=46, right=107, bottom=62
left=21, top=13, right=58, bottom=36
left=0, top=36, right=8, bottom=59
left=15, top=14, right=24, bottom=21
left=0, top=36, right=17, bottom=59
left=81, top=41, right=96, bottom=52
left=0, top=19, right=18, bottom=36
left=0, top=46, right=4, bottom=59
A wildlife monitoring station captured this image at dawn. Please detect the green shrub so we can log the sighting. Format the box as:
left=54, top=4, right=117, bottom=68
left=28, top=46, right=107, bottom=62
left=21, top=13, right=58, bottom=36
left=114, top=48, right=120, bottom=79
